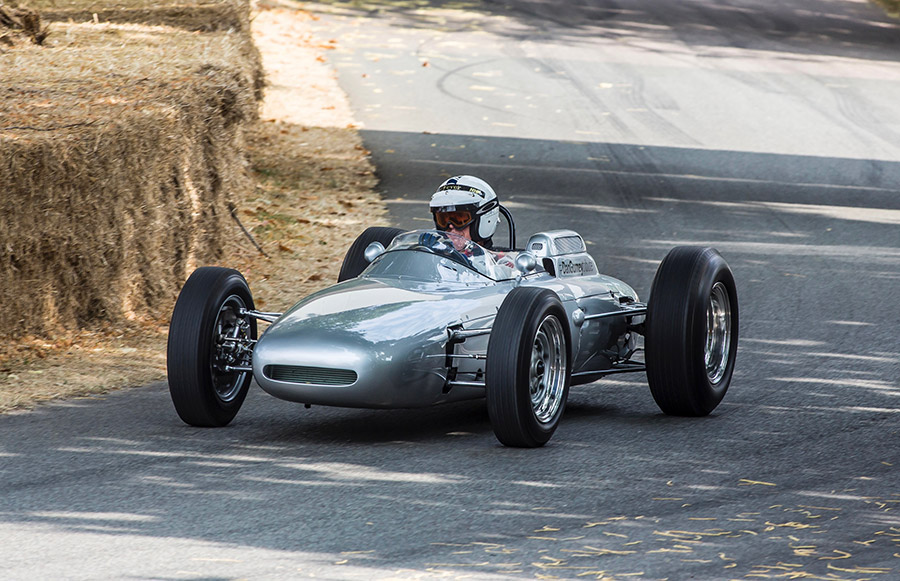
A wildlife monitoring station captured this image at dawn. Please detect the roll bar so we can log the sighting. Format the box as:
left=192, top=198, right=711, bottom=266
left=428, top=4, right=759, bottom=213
left=499, top=204, right=516, bottom=249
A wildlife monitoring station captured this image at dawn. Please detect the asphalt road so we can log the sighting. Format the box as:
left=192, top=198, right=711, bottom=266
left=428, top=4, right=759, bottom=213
left=2, top=0, right=900, bottom=579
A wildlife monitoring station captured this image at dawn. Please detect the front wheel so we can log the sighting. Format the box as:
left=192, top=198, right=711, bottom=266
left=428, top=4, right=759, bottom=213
left=167, top=267, right=257, bottom=427
left=486, top=287, right=571, bottom=447
left=645, top=246, right=739, bottom=416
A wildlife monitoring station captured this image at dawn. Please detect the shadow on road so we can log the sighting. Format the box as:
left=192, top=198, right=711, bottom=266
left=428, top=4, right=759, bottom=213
left=313, top=0, right=900, bottom=62
left=0, top=370, right=897, bottom=579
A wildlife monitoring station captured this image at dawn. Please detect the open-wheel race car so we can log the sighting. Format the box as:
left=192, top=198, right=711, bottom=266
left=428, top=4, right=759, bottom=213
left=167, top=209, right=739, bottom=447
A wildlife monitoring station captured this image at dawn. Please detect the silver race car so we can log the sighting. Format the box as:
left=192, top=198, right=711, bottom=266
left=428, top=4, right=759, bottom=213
left=167, top=212, right=738, bottom=447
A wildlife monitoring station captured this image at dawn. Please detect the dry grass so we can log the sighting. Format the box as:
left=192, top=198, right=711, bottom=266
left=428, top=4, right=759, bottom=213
left=0, top=322, right=169, bottom=410
left=872, top=0, right=900, bottom=18
left=235, top=123, right=384, bottom=311
left=0, top=2, right=385, bottom=413
left=0, top=5, right=50, bottom=44
left=224, top=4, right=386, bottom=309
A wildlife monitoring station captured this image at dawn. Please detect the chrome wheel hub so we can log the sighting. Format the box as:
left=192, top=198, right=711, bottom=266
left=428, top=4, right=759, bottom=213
left=211, top=294, right=252, bottom=402
left=529, top=315, right=567, bottom=424
left=705, top=282, right=732, bottom=384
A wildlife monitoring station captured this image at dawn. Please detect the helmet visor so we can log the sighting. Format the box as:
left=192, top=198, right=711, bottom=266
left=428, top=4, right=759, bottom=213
left=433, top=209, right=474, bottom=230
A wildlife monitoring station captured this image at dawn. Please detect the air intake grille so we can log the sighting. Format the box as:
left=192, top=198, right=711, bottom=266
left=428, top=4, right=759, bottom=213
left=265, top=365, right=358, bottom=386
left=553, top=235, right=585, bottom=254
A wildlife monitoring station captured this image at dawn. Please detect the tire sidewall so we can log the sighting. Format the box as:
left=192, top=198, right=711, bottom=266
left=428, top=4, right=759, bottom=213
left=688, top=254, right=738, bottom=409
left=645, top=246, right=739, bottom=416
left=513, top=292, right=571, bottom=444
left=167, top=267, right=256, bottom=426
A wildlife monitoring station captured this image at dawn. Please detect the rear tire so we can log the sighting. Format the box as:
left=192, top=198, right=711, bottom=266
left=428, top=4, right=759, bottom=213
left=645, top=246, right=739, bottom=416
left=167, top=267, right=257, bottom=427
left=486, top=287, right=571, bottom=447
left=337, top=226, right=405, bottom=282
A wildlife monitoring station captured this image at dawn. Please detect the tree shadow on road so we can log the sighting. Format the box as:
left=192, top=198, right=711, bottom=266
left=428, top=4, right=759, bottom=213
left=310, top=0, right=900, bottom=62
left=1, top=377, right=897, bottom=579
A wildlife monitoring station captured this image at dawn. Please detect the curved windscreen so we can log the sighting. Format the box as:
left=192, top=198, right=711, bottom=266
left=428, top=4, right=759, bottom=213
left=363, top=230, right=516, bottom=282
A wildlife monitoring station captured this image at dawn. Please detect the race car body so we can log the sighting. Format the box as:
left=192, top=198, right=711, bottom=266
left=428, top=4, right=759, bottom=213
left=252, top=229, right=642, bottom=409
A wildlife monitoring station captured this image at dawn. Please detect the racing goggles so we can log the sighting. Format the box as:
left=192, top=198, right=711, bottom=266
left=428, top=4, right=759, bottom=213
left=433, top=209, right=475, bottom=230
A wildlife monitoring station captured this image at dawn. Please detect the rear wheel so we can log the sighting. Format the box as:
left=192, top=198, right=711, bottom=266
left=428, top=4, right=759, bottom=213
left=486, top=287, right=571, bottom=447
left=337, top=226, right=405, bottom=281
left=167, top=267, right=257, bottom=427
left=645, top=246, right=739, bottom=416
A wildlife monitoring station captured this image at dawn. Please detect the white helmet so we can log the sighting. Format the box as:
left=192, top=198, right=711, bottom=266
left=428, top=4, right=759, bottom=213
left=429, top=175, right=500, bottom=244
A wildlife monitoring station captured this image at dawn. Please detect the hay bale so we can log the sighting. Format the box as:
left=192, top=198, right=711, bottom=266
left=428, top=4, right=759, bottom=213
left=0, top=4, right=50, bottom=45
left=0, top=12, right=262, bottom=337
left=20, top=0, right=249, bottom=32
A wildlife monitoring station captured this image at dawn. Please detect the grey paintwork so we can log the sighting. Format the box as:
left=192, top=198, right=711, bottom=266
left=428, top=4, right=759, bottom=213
left=252, top=230, right=641, bottom=409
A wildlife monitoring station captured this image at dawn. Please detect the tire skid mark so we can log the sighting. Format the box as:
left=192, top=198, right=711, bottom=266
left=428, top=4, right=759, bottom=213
left=830, top=84, right=900, bottom=154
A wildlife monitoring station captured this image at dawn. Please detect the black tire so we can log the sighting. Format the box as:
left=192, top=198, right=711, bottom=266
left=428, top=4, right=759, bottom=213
left=337, top=226, right=405, bottom=282
left=167, top=267, right=257, bottom=427
left=486, top=287, right=571, bottom=447
left=645, top=246, right=739, bottom=416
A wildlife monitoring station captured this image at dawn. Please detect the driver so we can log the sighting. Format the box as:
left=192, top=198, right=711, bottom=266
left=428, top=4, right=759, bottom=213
left=429, top=175, right=500, bottom=248
left=428, top=175, right=516, bottom=274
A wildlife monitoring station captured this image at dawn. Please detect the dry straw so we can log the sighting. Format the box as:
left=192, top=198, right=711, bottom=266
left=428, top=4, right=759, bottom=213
left=19, top=0, right=249, bottom=32
left=0, top=4, right=50, bottom=45
left=0, top=0, right=263, bottom=338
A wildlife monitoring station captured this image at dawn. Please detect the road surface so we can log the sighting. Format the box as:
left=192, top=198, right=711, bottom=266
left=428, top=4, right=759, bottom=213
left=1, top=0, right=899, bottom=578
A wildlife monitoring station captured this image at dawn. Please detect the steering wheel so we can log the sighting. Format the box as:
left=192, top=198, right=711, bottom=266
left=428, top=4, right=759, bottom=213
left=415, top=232, right=472, bottom=267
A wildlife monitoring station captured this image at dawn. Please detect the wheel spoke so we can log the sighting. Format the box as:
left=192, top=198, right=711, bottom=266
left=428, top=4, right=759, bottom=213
left=210, top=294, right=252, bottom=402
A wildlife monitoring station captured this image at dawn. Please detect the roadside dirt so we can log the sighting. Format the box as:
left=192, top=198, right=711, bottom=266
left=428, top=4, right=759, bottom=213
left=0, top=2, right=385, bottom=412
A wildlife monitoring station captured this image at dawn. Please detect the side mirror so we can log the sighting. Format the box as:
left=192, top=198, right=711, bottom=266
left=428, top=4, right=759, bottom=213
left=364, top=242, right=385, bottom=263
left=515, top=252, right=537, bottom=274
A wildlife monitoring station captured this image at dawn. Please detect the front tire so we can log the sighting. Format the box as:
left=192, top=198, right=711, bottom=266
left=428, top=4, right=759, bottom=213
left=337, top=226, right=405, bottom=282
left=486, top=287, right=571, bottom=447
left=645, top=246, right=739, bottom=416
left=167, top=267, right=257, bottom=427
